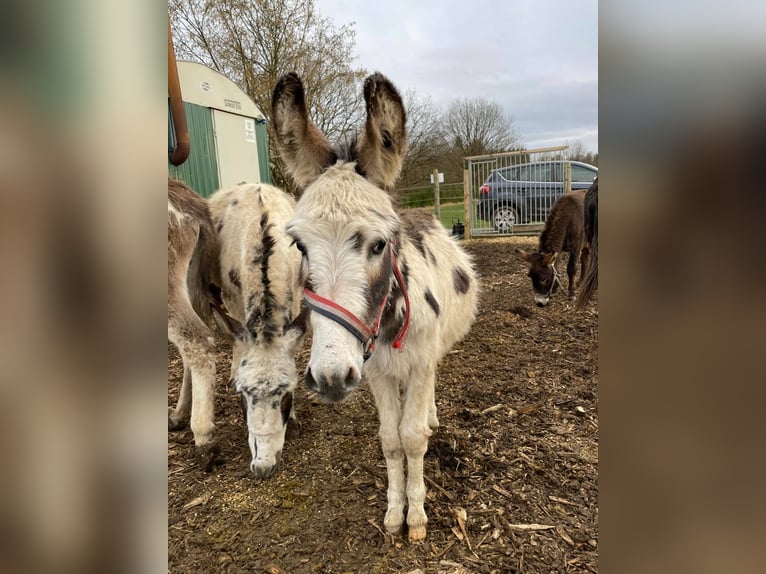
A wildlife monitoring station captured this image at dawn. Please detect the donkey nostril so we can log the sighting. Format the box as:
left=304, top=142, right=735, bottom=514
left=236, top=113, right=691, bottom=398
left=345, top=366, right=360, bottom=387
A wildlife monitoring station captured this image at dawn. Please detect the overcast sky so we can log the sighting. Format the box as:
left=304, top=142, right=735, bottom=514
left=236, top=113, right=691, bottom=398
left=315, top=0, right=598, bottom=153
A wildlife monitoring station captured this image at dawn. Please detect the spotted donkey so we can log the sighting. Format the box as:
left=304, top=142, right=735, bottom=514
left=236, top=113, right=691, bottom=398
left=272, top=72, right=479, bottom=541
left=168, top=178, right=307, bottom=477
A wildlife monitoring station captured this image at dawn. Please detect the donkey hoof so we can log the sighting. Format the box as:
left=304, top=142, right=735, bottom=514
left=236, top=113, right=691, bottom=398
left=384, top=512, right=404, bottom=536
left=286, top=417, right=302, bottom=440
left=195, top=442, right=223, bottom=472
left=408, top=525, right=427, bottom=543
left=168, top=416, right=187, bottom=431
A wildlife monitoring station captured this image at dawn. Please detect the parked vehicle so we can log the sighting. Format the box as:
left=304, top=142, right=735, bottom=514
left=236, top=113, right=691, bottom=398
left=475, top=160, right=598, bottom=232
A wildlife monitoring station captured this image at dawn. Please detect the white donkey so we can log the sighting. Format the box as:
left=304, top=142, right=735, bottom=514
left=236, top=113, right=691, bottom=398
left=272, top=72, right=479, bottom=541
left=168, top=178, right=307, bottom=477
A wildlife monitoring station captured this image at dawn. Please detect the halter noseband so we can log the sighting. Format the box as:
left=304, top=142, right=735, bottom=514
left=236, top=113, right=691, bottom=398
left=302, top=248, right=411, bottom=361
left=548, top=261, right=563, bottom=297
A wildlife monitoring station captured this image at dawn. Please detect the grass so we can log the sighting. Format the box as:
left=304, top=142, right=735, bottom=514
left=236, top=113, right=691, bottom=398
left=435, top=202, right=466, bottom=230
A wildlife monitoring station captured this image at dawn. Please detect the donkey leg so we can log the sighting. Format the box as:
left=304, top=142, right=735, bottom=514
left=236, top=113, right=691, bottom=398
left=169, top=366, right=192, bottom=430
left=169, top=303, right=220, bottom=469
left=368, top=377, right=406, bottom=535
left=400, top=366, right=436, bottom=542
left=567, top=251, right=578, bottom=300
left=427, top=377, right=439, bottom=430
left=577, top=245, right=590, bottom=288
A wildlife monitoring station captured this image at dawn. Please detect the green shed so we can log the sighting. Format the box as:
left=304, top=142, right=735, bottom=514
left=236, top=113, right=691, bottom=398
left=168, top=61, right=271, bottom=197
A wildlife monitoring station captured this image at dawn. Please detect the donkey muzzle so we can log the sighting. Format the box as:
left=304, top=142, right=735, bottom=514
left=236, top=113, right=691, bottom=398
left=305, top=366, right=361, bottom=403
left=250, top=450, right=282, bottom=479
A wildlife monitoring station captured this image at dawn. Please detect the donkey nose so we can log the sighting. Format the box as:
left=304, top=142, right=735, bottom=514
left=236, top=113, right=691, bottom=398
left=305, top=366, right=360, bottom=403
left=250, top=459, right=277, bottom=479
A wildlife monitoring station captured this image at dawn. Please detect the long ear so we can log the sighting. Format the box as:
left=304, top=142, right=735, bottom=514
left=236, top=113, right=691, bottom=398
left=515, top=248, right=531, bottom=262
left=283, top=305, right=310, bottom=352
left=210, top=299, right=247, bottom=342
left=356, top=72, right=407, bottom=190
left=271, top=72, right=336, bottom=189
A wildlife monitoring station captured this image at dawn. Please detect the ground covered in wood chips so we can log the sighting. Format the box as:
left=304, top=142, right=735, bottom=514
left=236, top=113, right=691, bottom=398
left=168, top=236, right=598, bottom=574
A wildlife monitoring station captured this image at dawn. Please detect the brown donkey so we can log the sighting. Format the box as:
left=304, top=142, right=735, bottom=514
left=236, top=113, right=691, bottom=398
left=575, top=176, right=598, bottom=309
left=516, top=189, right=589, bottom=307
left=167, top=178, right=221, bottom=469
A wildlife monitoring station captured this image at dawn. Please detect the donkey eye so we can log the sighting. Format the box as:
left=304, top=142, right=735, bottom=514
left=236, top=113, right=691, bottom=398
left=371, top=239, right=387, bottom=255
left=292, top=239, right=306, bottom=255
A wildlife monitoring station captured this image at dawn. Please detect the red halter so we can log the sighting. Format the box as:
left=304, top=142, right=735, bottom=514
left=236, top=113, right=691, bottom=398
left=302, top=249, right=411, bottom=361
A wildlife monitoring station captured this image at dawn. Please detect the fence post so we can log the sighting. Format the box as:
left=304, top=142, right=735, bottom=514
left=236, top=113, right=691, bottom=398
left=463, top=167, right=471, bottom=240
left=433, top=168, right=441, bottom=222
left=564, top=161, right=572, bottom=192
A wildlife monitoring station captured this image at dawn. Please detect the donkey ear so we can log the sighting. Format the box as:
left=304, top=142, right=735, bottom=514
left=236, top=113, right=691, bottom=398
left=543, top=252, right=558, bottom=266
left=271, top=72, right=336, bottom=189
left=356, top=72, right=407, bottom=190
left=210, top=300, right=247, bottom=342
left=515, top=248, right=531, bottom=262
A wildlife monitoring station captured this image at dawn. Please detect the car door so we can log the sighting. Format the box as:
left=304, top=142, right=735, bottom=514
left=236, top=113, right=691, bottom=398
left=571, top=164, right=598, bottom=190
left=525, top=162, right=559, bottom=223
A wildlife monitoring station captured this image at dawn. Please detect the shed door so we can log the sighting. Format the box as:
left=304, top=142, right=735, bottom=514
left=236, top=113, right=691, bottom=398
left=212, top=110, right=261, bottom=187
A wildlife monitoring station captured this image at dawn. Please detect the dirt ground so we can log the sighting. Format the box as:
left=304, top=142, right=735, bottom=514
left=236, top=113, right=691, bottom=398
left=168, top=236, right=598, bottom=574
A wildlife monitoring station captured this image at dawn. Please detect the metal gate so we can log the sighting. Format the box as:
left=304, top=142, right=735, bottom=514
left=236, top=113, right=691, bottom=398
left=465, top=146, right=572, bottom=237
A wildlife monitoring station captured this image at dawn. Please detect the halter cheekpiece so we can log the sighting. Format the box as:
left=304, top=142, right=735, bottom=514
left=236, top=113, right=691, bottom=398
left=302, top=247, right=411, bottom=361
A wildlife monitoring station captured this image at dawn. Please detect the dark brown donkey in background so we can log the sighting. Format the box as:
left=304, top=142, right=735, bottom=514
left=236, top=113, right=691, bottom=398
left=576, top=176, right=598, bottom=310
left=516, top=189, right=589, bottom=307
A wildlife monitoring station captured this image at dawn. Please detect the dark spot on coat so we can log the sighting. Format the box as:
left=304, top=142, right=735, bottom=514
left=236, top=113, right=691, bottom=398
left=268, top=382, right=289, bottom=397
left=453, top=267, right=470, bottom=294
left=367, top=251, right=393, bottom=315
left=217, top=222, right=223, bottom=233
left=228, top=269, right=241, bottom=289
left=424, top=289, right=440, bottom=316
left=231, top=199, right=239, bottom=206
left=259, top=225, right=279, bottom=342
left=240, top=359, right=248, bottom=366
left=408, top=228, right=426, bottom=259
left=349, top=232, right=363, bottom=251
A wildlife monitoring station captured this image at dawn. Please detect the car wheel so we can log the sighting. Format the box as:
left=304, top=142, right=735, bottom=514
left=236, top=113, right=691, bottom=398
left=492, top=206, right=518, bottom=232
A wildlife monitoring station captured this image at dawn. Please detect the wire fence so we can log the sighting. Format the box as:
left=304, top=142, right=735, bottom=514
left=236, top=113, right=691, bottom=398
left=395, top=182, right=466, bottom=232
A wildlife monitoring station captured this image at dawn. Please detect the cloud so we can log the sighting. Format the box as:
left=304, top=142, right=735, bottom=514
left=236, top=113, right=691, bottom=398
left=316, top=0, right=598, bottom=152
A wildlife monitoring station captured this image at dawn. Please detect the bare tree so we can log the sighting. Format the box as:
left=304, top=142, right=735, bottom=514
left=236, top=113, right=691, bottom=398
left=441, top=97, right=523, bottom=181
left=398, top=90, right=446, bottom=187
left=169, top=0, right=367, bottom=192
left=564, top=139, right=598, bottom=166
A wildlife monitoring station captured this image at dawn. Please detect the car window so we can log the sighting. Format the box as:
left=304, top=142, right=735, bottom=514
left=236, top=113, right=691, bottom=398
left=514, top=166, right=529, bottom=181
left=496, top=167, right=517, bottom=182
left=527, top=163, right=557, bottom=182
left=571, top=165, right=596, bottom=183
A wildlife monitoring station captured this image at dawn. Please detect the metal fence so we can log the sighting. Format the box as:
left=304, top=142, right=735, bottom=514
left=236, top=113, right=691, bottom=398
left=465, top=146, right=571, bottom=237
